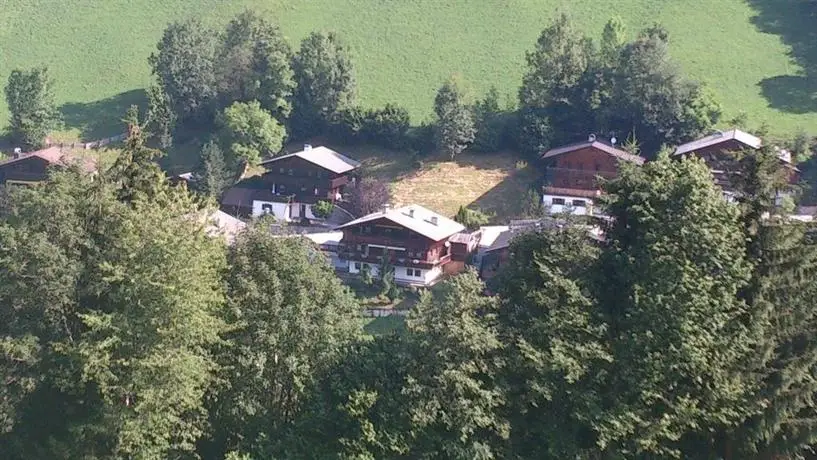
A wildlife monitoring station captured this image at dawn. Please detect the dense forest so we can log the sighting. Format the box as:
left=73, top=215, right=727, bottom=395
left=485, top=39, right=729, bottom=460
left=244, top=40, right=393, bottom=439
left=2, top=9, right=817, bottom=460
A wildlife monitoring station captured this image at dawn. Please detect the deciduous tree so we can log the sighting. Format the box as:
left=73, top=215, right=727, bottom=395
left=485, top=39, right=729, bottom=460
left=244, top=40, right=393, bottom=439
left=194, top=140, right=234, bottom=199
left=219, top=100, right=286, bottom=166
left=216, top=10, right=295, bottom=120
left=149, top=18, right=218, bottom=122
left=291, top=32, right=356, bottom=139
left=345, top=177, right=391, bottom=217
left=4, top=67, right=60, bottom=149
left=208, top=225, right=361, bottom=457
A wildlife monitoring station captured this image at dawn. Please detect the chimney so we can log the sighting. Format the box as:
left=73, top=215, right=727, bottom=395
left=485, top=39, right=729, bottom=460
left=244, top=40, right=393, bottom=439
left=408, top=208, right=415, bottom=218
left=382, top=203, right=391, bottom=213
left=13, top=147, right=22, bottom=159
left=303, top=144, right=312, bottom=151
left=588, top=133, right=596, bottom=142
left=430, top=216, right=438, bottom=226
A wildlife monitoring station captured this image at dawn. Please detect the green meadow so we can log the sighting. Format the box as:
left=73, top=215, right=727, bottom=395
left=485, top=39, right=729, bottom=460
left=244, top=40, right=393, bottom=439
left=1, top=0, right=815, bottom=139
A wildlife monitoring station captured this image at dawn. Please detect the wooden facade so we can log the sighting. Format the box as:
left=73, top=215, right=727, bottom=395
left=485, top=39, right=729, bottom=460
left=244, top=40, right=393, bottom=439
left=221, top=146, right=359, bottom=220
left=541, top=139, right=644, bottom=215
left=337, top=217, right=452, bottom=271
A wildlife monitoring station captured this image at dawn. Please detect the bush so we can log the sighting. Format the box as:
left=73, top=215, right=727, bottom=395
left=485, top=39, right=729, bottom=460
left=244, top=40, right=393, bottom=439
left=515, top=106, right=553, bottom=159
left=327, top=106, right=366, bottom=145
left=471, top=87, right=514, bottom=153
left=406, top=122, right=436, bottom=156
left=362, top=103, right=411, bottom=148
left=312, top=200, right=334, bottom=218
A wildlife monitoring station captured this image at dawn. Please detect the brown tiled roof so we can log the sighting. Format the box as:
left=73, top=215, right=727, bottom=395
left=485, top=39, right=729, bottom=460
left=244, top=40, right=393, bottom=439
left=542, top=186, right=603, bottom=199
left=542, top=141, right=644, bottom=165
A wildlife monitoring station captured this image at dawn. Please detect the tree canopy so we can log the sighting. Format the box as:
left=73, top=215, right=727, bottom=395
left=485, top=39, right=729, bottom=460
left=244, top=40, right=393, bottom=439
left=4, top=67, right=60, bottom=149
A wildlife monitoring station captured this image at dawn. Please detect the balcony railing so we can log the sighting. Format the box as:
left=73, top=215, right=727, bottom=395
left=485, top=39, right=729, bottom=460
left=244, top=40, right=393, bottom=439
left=544, top=167, right=618, bottom=189
left=337, top=250, right=451, bottom=267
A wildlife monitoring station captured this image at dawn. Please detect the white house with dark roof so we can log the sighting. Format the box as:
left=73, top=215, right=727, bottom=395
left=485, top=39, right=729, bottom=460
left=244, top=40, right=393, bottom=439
left=334, top=204, right=466, bottom=286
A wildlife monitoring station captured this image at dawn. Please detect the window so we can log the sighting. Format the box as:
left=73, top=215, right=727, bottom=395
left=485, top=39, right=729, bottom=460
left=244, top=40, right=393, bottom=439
left=288, top=169, right=294, bottom=176
left=356, top=244, right=363, bottom=251
left=572, top=199, right=586, bottom=207
left=279, top=167, right=285, bottom=174
left=551, top=198, right=566, bottom=205
left=354, top=262, right=361, bottom=270
left=363, top=226, right=372, bottom=234
left=577, top=163, right=584, bottom=170
left=261, top=203, right=273, bottom=214
left=307, top=171, right=313, bottom=177
left=594, top=163, right=601, bottom=171
left=278, top=184, right=286, bottom=193
left=407, top=268, right=423, bottom=278
left=565, top=161, right=572, bottom=169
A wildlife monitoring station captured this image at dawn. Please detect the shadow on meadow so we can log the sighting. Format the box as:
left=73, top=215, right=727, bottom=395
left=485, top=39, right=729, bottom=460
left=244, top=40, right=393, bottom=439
left=748, top=0, right=817, bottom=114
left=59, top=89, right=147, bottom=140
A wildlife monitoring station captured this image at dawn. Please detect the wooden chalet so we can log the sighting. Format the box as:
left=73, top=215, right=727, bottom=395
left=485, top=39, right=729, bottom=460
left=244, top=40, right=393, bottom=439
left=673, top=128, right=800, bottom=200
left=335, top=204, right=466, bottom=287
left=0, top=147, right=96, bottom=187
left=541, top=134, right=644, bottom=215
left=220, top=144, right=360, bottom=221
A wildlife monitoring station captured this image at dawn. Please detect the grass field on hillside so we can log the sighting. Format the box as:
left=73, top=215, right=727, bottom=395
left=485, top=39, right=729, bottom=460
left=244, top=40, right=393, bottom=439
left=1, top=0, right=815, bottom=140
left=344, top=146, right=536, bottom=221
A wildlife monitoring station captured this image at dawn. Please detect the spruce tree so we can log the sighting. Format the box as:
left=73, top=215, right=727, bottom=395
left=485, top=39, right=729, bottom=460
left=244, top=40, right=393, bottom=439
left=725, top=147, right=817, bottom=458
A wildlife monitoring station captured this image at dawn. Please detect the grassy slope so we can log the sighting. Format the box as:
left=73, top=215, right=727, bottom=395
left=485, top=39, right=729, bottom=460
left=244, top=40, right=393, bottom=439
left=1, top=0, right=813, bottom=140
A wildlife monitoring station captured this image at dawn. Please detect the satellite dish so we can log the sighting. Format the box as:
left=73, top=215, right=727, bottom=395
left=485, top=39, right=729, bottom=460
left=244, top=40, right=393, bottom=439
left=611, top=137, right=617, bottom=145
left=412, top=259, right=420, bottom=264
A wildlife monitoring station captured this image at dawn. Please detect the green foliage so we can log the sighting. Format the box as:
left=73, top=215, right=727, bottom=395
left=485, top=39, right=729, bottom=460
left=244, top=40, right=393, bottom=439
left=0, top=156, right=227, bottom=458
left=495, top=225, right=607, bottom=458
left=291, top=31, right=356, bottom=139
left=403, top=271, right=508, bottom=458
left=471, top=86, right=512, bottom=153
left=434, top=76, right=476, bottom=159
left=312, top=199, right=334, bottom=218
left=454, top=205, right=491, bottom=230
left=722, top=148, right=817, bottom=458
left=106, top=106, right=168, bottom=204
left=210, top=225, right=361, bottom=456
left=377, top=252, right=400, bottom=300
left=4, top=67, right=60, bottom=149
left=146, top=83, right=176, bottom=148
left=519, top=15, right=721, bottom=157
left=362, top=103, right=411, bottom=148
left=216, top=10, right=295, bottom=121
left=519, top=187, right=547, bottom=218
left=149, top=18, right=218, bottom=122
left=598, top=153, right=753, bottom=456
left=195, top=140, right=234, bottom=199
left=219, top=100, right=286, bottom=166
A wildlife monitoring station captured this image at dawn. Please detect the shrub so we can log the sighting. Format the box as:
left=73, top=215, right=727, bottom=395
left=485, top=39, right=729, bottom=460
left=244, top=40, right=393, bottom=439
left=362, top=103, right=411, bottom=148
left=312, top=200, right=334, bottom=218
left=328, top=106, right=366, bottom=145
left=406, top=122, right=436, bottom=156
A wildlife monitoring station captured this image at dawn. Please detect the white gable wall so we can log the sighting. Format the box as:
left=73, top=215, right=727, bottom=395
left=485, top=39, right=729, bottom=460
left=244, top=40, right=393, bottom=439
left=542, top=193, right=593, bottom=215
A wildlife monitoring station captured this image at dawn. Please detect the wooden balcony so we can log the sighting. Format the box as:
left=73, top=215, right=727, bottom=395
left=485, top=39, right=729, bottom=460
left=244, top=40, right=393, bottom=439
left=544, top=167, right=617, bottom=189
left=337, top=250, right=451, bottom=268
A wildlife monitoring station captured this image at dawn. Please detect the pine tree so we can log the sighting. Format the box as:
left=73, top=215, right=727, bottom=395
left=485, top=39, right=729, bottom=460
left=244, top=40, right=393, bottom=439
left=724, top=147, right=817, bottom=458
left=195, top=140, right=234, bottom=199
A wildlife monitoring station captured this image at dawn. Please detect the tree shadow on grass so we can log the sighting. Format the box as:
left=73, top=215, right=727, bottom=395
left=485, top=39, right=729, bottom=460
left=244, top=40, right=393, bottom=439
left=470, top=164, right=538, bottom=223
left=747, top=0, right=817, bottom=113
left=59, top=89, right=147, bottom=140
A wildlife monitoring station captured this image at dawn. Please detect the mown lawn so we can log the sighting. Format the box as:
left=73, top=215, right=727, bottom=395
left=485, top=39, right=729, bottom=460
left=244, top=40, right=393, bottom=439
left=1, top=0, right=814, bottom=140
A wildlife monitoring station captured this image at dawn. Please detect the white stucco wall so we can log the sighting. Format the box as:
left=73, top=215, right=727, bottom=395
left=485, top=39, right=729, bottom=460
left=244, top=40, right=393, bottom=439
left=290, top=203, right=317, bottom=220
left=348, top=261, right=443, bottom=286
left=252, top=200, right=290, bottom=220
left=542, top=194, right=593, bottom=215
